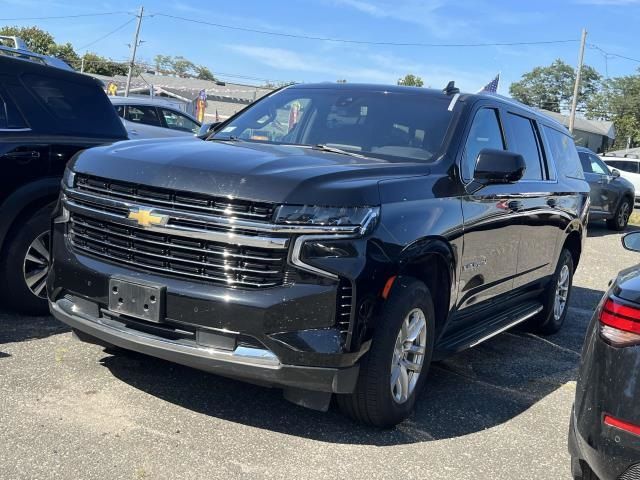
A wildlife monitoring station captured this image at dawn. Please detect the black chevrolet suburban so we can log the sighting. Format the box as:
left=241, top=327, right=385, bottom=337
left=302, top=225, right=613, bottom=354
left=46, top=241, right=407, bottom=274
left=0, top=53, right=127, bottom=315
left=48, top=83, right=589, bottom=426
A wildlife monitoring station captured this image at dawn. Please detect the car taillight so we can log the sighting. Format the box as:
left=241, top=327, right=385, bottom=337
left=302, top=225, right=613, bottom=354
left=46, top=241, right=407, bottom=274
left=599, top=297, right=640, bottom=346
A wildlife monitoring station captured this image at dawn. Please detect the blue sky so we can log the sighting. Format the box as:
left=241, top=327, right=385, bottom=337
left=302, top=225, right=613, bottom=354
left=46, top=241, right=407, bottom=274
left=2, top=0, right=640, bottom=92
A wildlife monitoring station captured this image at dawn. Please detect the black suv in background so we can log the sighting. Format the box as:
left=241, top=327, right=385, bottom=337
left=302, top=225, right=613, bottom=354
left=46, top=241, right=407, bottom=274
left=0, top=54, right=127, bottom=315
left=48, top=83, right=589, bottom=426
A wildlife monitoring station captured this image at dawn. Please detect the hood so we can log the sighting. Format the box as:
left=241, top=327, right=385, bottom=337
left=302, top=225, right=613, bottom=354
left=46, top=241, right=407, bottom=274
left=70, top=138, right=430, bottom=206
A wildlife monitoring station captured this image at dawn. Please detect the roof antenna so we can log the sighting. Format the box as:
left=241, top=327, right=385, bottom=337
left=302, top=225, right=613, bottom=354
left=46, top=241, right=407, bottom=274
left=443, top=81, right=460, bottom=95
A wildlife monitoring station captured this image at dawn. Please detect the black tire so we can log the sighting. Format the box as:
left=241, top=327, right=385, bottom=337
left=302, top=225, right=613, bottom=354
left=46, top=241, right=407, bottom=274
left=0, top=208, right=52, bottom=315
left=530, top=248, right=574, bottom=335
left=337, top=277, right=435, bottom=428
left=571, top=458, right=598, bottom=480
left=607, top=197, right=631, bottom=231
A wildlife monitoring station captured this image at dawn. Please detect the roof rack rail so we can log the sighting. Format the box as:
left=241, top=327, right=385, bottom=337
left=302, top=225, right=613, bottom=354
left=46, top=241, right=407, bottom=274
left=0, top=36, right=72, bottom=71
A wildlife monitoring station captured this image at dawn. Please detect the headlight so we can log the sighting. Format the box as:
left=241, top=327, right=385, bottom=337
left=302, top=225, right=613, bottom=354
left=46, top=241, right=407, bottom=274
left=62, top=168, right=75, bottom=188
left=274, top=205, right=376, bottom=227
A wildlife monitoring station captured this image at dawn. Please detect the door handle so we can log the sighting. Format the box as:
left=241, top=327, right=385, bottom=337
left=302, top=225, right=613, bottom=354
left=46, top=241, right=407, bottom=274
left=4, top=150, right=40, bottom=159
left=508, top=200, right=523, bottom=212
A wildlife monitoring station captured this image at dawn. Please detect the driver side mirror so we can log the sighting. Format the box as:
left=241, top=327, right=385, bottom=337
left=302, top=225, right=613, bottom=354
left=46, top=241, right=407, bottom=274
left=196, top=121, right=222, bottom=140
left=623, top=232, right=640, bottom=252
left=611, top=168, right=621, bottom=178
left=474, top=149, right=526, bottom=184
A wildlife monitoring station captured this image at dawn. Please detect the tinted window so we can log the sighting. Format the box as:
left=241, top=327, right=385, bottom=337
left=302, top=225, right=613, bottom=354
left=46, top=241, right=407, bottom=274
left=543, top=126, right=584, bottom=180
left=212, top=89, right=454, bottom=162
left=607, top=160, right=637, bottom=174
left=22, top=73, right=125, bottom=137
left=159, top=108, right=199, bottom=133
left=463, top=108, right=505, bottom=180
left=507, top=113, right=543, bottom=180
left=126, top=105, right=162, bottom=127
left=0, top=89, right=27, bottom=129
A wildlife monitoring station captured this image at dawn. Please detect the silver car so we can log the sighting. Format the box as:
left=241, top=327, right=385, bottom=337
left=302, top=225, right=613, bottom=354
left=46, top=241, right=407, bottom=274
left=110, top=96, right=201, bottom=139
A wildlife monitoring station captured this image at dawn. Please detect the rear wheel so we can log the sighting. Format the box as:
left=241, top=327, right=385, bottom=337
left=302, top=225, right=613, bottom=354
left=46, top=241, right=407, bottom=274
left=337, top=277, right=435, bottom=427
left=607, top=198, right=631, bottom=231
left=530, top=248, right=574, bottom=335
left=0, top=208, right=52, bottom=315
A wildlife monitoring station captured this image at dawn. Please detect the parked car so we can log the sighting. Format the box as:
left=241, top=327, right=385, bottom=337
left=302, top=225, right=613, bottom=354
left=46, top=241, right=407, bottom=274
left=48, top=83, right=589, bottom=426
left=602, top=155, right=640, bottom=208
left=569, top=231, right=640, bottom=480
left=0, top=53, right=127, bottom=315
left=577, top=146, right=635, bottom=231
left=110, top=96, right=201, bottom=139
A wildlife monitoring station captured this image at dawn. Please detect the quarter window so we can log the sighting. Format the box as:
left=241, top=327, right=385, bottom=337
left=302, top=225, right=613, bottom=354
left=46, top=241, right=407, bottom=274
left=463, top=108, right=505, bottom=180
left=507, top=113, right=543, bottom=180
left=544, top=126, right=584, bottom=179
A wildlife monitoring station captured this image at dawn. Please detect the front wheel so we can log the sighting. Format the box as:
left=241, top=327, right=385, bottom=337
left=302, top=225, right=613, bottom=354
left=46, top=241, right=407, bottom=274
left=0, top=208, right=52, bottom=315
left=607, top=198, right=631, bottom=231
left=337, top=277, right=435, bottom=428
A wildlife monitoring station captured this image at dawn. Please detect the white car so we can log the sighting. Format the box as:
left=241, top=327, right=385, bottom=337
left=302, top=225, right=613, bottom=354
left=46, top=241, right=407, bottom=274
left=109, top=97, right=201, bottom=139
left=602, top=155, right=640, bottom=208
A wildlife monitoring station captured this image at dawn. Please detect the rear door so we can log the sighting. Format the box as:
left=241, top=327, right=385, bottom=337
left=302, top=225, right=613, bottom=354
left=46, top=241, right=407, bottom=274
left=457, top=105, right=520, bottom=315
left=502, top=111, right=560, bottom=288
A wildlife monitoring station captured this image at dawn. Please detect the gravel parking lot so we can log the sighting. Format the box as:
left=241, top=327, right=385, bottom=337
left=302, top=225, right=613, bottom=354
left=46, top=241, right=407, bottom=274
left=0, top=224, right=635, bottom=480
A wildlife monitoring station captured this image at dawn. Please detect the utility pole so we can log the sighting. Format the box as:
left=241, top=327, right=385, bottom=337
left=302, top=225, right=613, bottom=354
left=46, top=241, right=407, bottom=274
left=80, top=56, right=85, bottom=73
left=569, top=28, right=587, bottom=134
left=125, top=6, right=144, bottom=97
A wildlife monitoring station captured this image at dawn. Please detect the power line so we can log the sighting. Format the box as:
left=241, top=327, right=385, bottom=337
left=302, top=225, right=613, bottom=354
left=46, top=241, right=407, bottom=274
left=588, top=43, right=640, bottom=64
left=77, top=17, right=136, bottom=51
left=0, top=12, right=133, bottom=21
left=150, top=12, right=579, bottom=48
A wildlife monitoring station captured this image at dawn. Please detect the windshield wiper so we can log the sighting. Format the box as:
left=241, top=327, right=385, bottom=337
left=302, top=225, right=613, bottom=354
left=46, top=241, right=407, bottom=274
left=312, top=144, right=367, bottom=159
left=208, top=135, right=244, bottom=142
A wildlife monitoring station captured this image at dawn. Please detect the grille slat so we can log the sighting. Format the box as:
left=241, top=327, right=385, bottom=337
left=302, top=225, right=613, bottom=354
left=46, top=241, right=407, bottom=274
left=336, top=281, right=353, bottom=345
left=69, top=214, right=286, bottom=288
left=75, top=174, right=275, bottom=221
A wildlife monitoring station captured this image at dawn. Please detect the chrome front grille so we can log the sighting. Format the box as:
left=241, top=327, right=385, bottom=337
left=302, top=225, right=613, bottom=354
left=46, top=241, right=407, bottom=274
left=75, top=174, right=276, bottom=222
left=69, top=213, right=287, bottom=288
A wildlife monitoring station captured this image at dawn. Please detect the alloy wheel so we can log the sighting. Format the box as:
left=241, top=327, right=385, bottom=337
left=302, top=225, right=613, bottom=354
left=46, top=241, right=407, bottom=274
left=390, top=308, right=427, bottom=404
left=554, top=264, right=570, bottom=321
left=23, top=231, right=50, bottom=299
left=619, top=202, right=630, bottom=228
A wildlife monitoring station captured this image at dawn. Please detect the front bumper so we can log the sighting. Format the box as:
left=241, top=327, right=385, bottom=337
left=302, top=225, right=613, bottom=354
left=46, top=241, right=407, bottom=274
left=50, top=297, right=359, bottom=394
left=47, top=221, right=370, bottom=396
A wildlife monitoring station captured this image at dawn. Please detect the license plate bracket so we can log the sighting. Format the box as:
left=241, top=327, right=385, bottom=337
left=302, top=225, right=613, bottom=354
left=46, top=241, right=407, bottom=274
left=108, top=278, right=165, bottom=323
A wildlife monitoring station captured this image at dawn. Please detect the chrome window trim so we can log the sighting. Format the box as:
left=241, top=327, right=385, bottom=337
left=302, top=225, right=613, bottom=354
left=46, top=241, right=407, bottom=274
left=0, top=127, right=31, bottom=132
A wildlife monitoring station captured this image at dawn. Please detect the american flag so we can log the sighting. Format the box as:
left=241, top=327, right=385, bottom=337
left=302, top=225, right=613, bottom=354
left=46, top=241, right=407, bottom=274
left=479, top=73, right=500, bottom=93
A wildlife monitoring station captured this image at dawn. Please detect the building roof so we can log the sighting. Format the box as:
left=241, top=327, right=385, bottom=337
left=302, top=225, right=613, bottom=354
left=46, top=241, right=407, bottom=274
left=536, top=108, right=615, bottom=139
left=86, top=72, right=273, bottom=103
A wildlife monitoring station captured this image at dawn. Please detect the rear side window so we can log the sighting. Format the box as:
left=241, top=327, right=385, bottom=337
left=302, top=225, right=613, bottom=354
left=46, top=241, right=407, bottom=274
left=462, top=108, right=505, bottom=180
left=506, top=113, right=543, bottom=180
left=0, top=89, right=27, bottom=129
left=607, top=160, right=638, bottom=174
left=543, top=126, right=585, bottom=180
left=126, top=105, right=162, bottom=127
left=22, top=73, right=125, bottom=138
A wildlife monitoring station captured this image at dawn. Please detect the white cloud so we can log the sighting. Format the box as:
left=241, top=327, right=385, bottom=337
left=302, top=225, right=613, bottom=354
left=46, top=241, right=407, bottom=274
left=225, top=44, right=494, bottom=91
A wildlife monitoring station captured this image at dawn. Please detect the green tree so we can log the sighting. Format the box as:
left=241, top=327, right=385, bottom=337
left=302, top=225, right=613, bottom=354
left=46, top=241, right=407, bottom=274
left=397, top=74, right=424, bottom=87
left=586, top=73, right=640, bottom=149
left=81, top=52, right=128, bottom=76
left=153, top=54, right=172, bottom=73
left=195, top=65, right=215, bottom=81
left=509, top=59, right=601, bottom=113
left=171, top=56, right=195, bottom=76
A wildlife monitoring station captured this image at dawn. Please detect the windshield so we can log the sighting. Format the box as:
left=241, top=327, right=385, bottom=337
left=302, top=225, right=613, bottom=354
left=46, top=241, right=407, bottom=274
left=211, top=88, right=454, bottom=162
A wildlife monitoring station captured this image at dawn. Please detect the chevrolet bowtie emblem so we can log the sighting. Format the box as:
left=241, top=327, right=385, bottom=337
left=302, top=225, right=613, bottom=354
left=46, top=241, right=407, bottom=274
left=128, top=208, right=168, bottom=227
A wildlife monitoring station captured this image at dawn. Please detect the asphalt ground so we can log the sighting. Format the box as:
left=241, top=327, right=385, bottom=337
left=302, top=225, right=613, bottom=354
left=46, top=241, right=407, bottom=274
left=0, top=223, right=635, bottom=480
